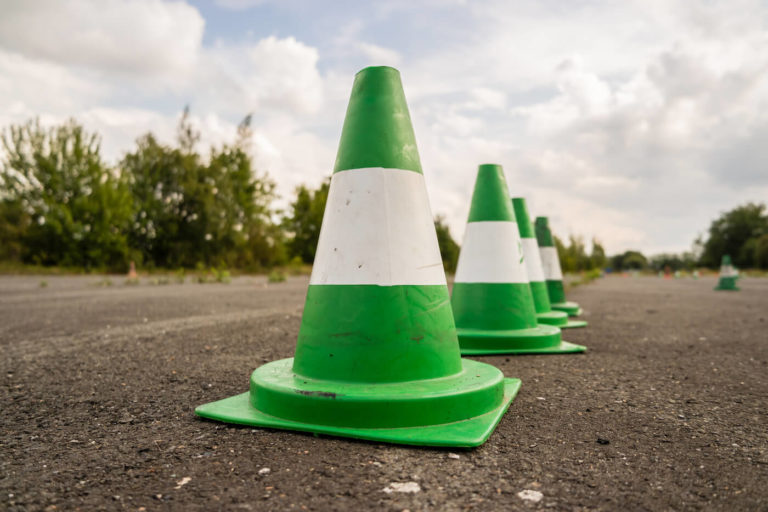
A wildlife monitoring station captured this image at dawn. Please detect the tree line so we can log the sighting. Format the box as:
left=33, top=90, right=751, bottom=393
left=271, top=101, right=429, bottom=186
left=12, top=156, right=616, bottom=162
left=607, top=203, right=768, bottom=272
left=0, top=113, right=461, bottom=273
left=1, top=114, right=765, bottom=273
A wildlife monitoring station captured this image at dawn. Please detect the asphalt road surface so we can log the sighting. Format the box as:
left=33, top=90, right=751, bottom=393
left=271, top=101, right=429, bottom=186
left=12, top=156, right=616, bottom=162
left=1, top=274, right=766, bottom=511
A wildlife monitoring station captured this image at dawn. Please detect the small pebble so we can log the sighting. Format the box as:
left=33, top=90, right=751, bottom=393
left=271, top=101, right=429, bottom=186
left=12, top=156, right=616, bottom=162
left=517, top=489, right=543, bottom=502
left=382, top=482, right=421, bottom=494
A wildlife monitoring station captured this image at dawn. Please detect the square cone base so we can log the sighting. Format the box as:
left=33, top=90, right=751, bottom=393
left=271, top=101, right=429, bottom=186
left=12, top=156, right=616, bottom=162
left=715, top=276, right=739, bottom=291
left=536, top=311, right=588, bottom=329
left=457, top=324, right=587, bottom=355
left=551, top=301, right=582, bottom=317
left=460, top=339, right=586, bottom=356
left=195, top=378, right=521, bottom=447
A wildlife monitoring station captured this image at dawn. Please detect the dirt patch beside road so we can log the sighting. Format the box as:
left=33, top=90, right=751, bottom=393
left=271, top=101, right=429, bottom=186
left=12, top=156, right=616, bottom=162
left=1, top=275, right=767, bottom=510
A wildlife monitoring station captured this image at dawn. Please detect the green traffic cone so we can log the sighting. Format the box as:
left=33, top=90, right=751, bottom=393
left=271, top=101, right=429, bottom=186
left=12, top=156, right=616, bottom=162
left=535, top=217, right=583, bottom=317
left=714, top=254, right=739, bottom=291
left=512, top=197, right=587, bottom=329
left=196, top=66, right=520, bottom=447
left=451, top=164, right=585, bottom=355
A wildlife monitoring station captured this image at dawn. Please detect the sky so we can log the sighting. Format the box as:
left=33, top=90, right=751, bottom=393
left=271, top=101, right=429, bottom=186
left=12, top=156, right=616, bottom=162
left=1, top=0, right=767, bottom=255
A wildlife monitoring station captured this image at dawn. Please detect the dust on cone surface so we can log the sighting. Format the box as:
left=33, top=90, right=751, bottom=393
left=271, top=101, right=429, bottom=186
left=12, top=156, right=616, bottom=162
left=715, top=254, right=739, bottom=291
left=450, top=165, right=584, bottom=355
left=535, top=216, right=583, bottom=317
left=195, top=66, right=519, bottom=447
left=512, top=198, right=586, bottom=329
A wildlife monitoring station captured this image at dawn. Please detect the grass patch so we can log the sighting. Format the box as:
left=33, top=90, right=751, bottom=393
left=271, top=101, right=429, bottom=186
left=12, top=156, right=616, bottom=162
left=267, top=270, right=287, bottom=283
left=0, top=262, right=94, bottom=275
left=196, top=266, right=231, bottom=284
left=567, top=269, right=603, bottom=289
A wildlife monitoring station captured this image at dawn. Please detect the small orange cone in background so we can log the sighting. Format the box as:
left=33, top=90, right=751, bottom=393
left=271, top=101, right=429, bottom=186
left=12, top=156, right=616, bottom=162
left=127, top=261, right=138, bottom=280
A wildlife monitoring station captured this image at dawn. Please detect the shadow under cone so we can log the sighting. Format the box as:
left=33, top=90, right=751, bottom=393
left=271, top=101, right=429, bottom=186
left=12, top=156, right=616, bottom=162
left=196, top=67, right=519, bottom=447
left=451, top=164, right=585, bottom=355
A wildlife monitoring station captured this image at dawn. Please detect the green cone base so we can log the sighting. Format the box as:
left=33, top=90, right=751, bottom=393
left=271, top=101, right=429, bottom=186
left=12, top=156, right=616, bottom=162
left=457, top=324, right=586, bottom=355
left=715, top=277, right=739, bottom=291
left=537, top=311, right=587, bottom=329
left=551, top=301, right=582, bottom=316
left=195, top=358, right=520, bottom=447
left=562, top=319, right=588, bottom=328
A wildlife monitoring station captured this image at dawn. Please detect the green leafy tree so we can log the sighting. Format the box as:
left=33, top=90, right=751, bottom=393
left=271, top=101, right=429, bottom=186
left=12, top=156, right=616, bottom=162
left=207, top=116, right=283, bottom=269
left=283, top=179, right=330, bottom=263
left=590, top=238, right=607, bottom=270
left=121, top=110, right=280, bottom=269
left=121, top=133, right=193, bottom=267
left=434, top=215, right=460, bottom=274
left=753, top=234, right=768, bottom=269
left=0, top=119, right=132, bottom=269
left=556, top=235, right=601, bottom=272
left=611, top=250, right=648, bottom=271
left=649, top=253, right=696, bottom=271
left=700, top=202, right=768, bottom=268
left=0, top=200, right=29, bottom=262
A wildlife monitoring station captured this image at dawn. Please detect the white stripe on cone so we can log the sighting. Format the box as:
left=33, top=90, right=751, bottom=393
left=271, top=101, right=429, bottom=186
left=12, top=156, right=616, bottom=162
left=454, top=221, right=529, bottom=284
left=720, top=265, right=738, bottom=277
left=521, top=238, right=546, bottom=283
left=310, top=167, right=446, bottom=286
left=539, top=246, right=564, bottom=280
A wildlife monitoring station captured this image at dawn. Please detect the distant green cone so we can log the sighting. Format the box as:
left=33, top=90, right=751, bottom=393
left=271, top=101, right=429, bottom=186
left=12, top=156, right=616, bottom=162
left=450, top=164, right=585, bottom=355
left=535, top=216, right=583, bottom=317
left=196, top=66, right=519, bottom=447
left=512, top=198, right=587, bottom=329
left=714, top=254, right=739, bottom=291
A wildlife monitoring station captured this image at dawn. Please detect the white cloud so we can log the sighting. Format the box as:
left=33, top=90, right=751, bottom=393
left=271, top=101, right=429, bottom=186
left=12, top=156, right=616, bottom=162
left=357, top=43, right=402, bottom=67
left=395, top=0, right=768, bottom=253
left=0, top=0, right=204, bottom=77
left=0, top=0, right=330, bottom=212
left=466, top=87, right=507, bottom=110
left=2, top=0, right=767, bottom=255
left=201, top=36, right=324, bottom=116
left=0, top=49, right=106, bottom=120
left=79, top=107, right=176, bottom=161
left=214, top=0, right=266, bottom=9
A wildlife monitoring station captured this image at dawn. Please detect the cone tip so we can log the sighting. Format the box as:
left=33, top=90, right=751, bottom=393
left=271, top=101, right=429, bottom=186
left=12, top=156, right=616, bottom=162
left=478, top=163, right=503, bottom=171
left=335, top=64, right=420, bottom=173
left=355, top=65, right=401, bottom=76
